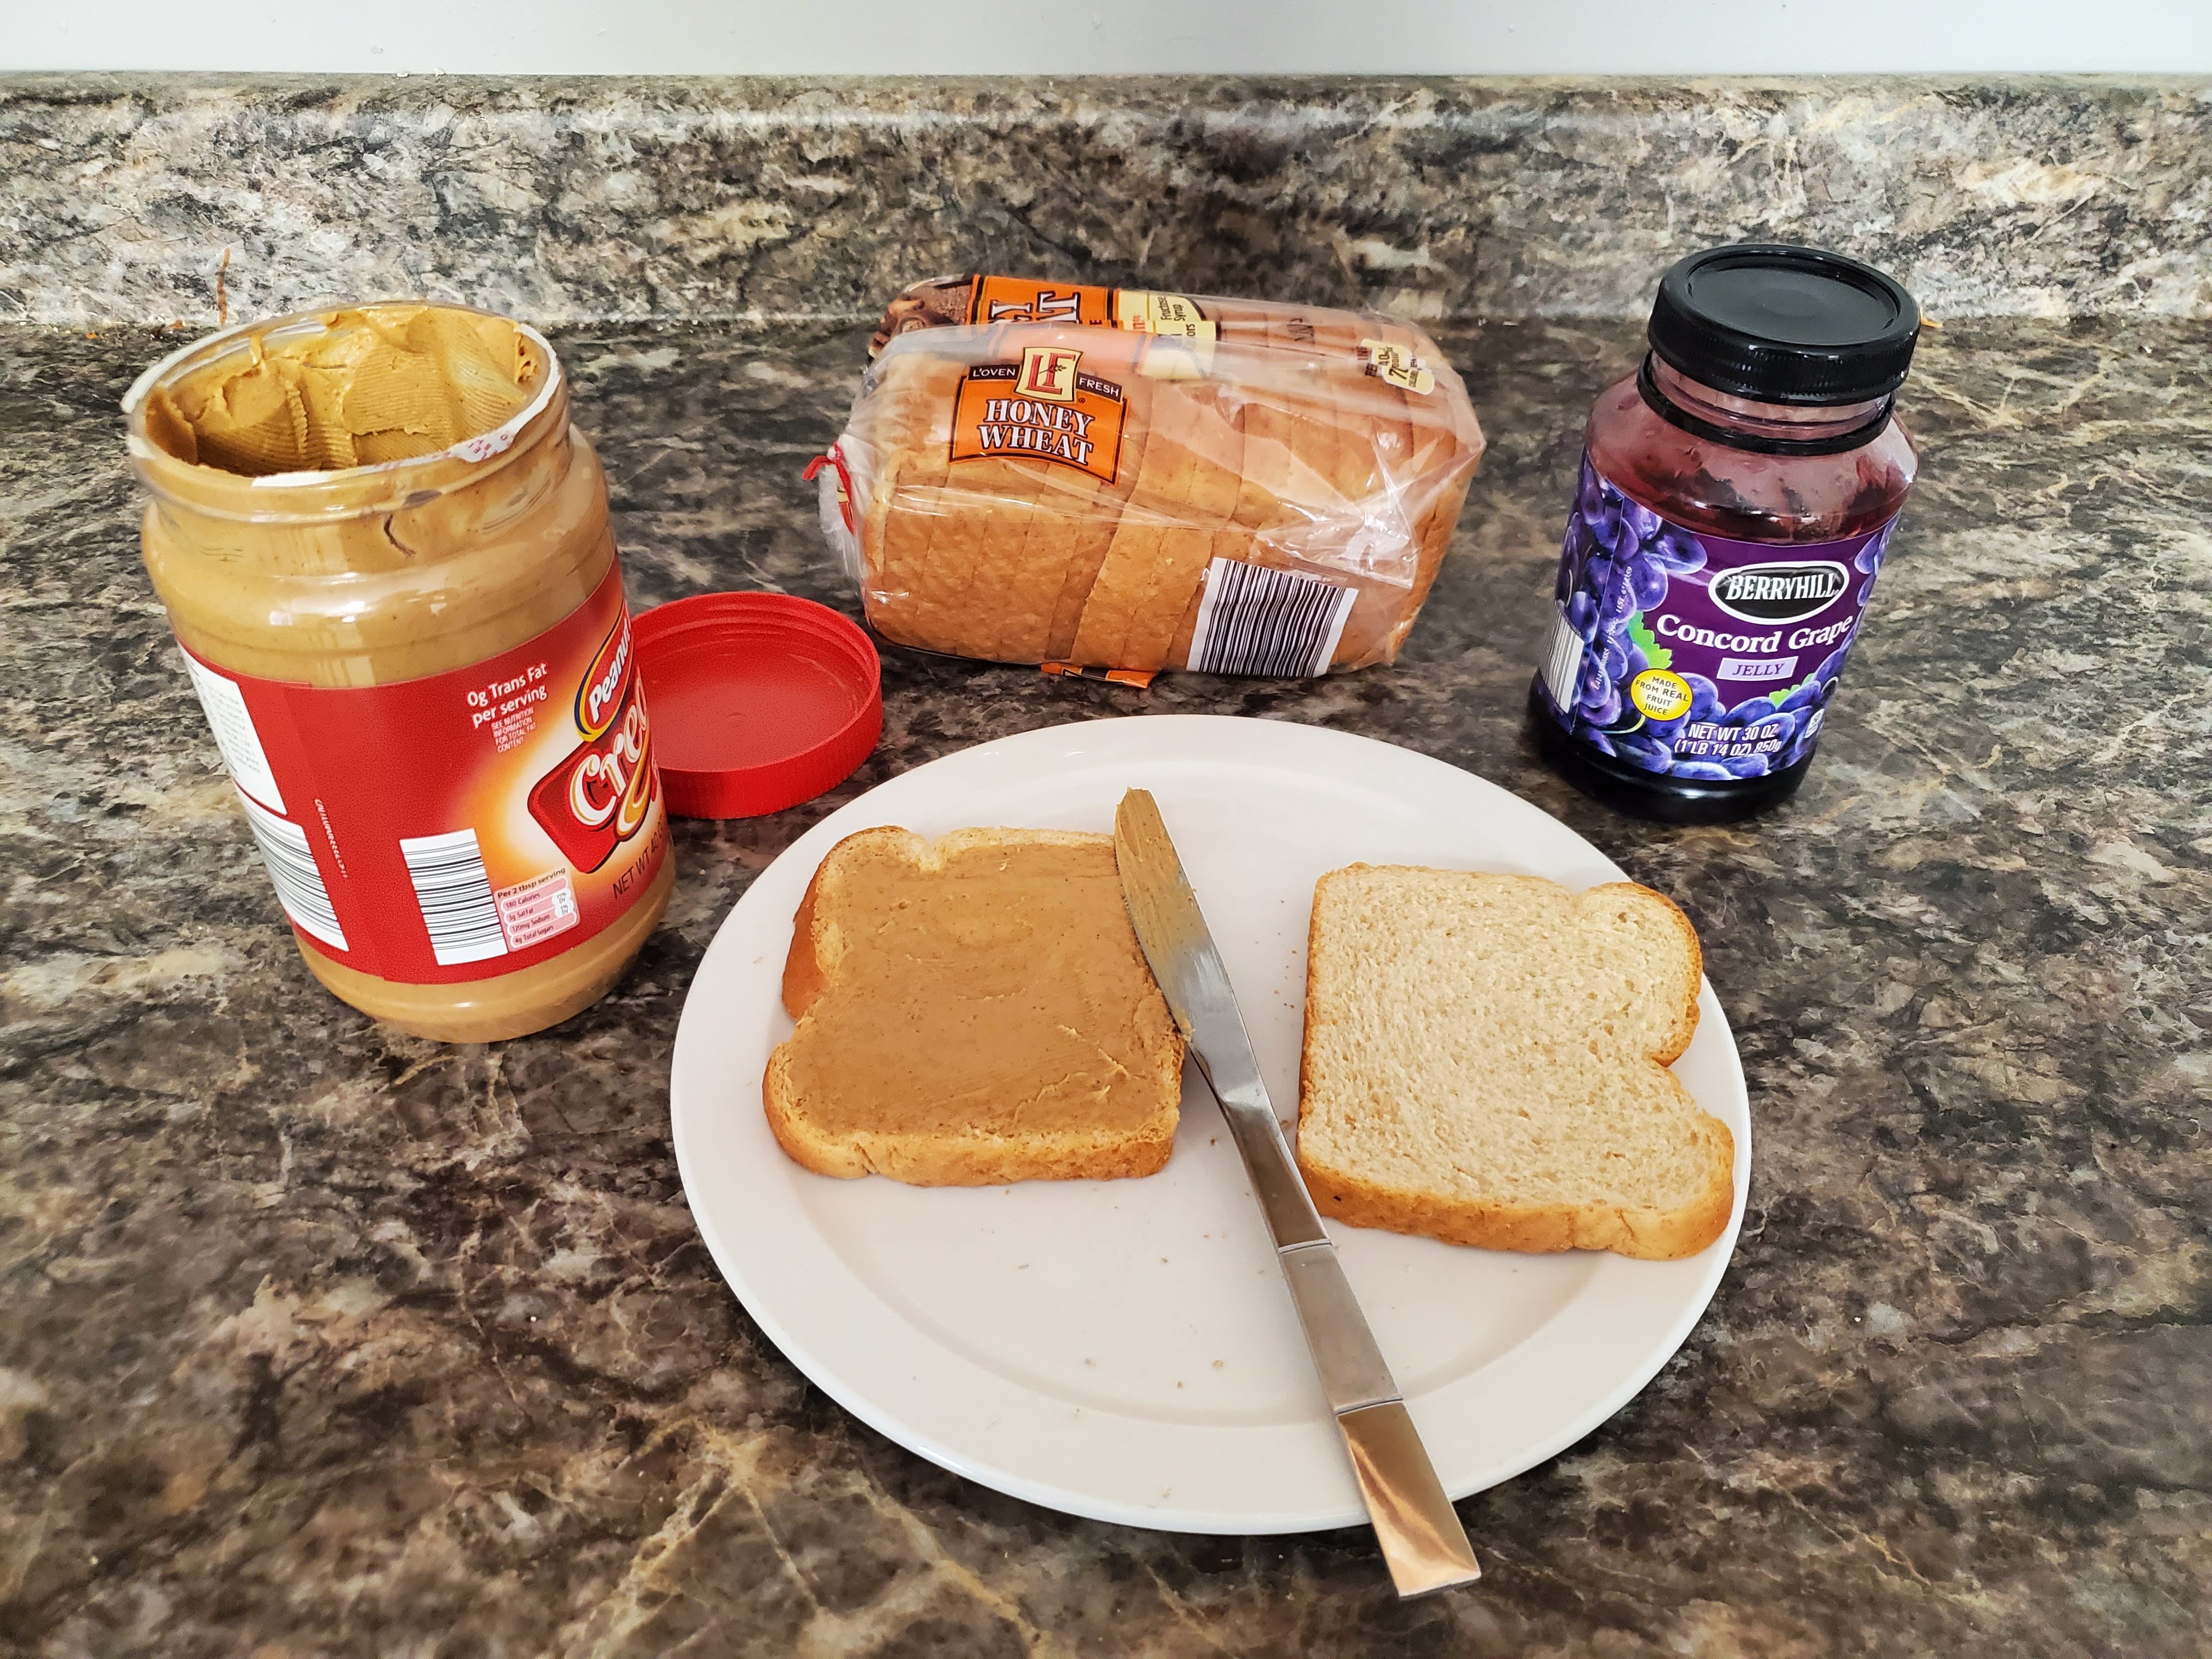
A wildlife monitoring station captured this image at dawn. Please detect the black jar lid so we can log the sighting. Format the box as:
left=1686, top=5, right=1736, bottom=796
left=1648, top=244, right=1921, bottom=405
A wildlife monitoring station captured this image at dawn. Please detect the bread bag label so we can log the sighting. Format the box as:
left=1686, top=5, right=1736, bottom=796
left=1534, top=452, right=1895, bottom=781
left=1359, top=338, right=1435, bottom=395
left=1116, top=290, right=1216, bottom=342
left=179, top=563, right=670, bottom=983
left=966, top=276, right=1216, bottom=342
left=970, top=275, right=1116, bottom=327
left=872, top=275, right=1220, bottom=359
left=949, top=352, right=1128, bottom=483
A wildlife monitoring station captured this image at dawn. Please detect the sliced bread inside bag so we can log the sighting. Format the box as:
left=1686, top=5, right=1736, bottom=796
left=832, top=281, right=1485, bottom=675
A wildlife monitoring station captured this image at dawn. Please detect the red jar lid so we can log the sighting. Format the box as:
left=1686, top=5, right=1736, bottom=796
left=632, top=592, right=882, bottom=819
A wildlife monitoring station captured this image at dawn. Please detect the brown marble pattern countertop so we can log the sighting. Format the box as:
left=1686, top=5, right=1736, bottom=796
left=6, top=76, right=2210, bottom=328
left=1, top=315, right=2207, bottom=1657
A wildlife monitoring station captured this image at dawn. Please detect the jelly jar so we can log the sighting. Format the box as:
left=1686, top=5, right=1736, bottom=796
left=1531, top=244, right=1922, bottom=823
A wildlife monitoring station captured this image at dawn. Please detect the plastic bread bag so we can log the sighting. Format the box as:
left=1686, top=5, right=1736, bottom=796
left=810, top=275, right=1486, bottom=676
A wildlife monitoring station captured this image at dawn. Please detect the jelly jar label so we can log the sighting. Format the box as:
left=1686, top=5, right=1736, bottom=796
left=1534, top=453, right=1896, bottom=781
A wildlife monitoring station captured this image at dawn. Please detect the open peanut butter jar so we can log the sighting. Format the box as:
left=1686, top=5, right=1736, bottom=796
left=123, top=301, right=673, bottom=1042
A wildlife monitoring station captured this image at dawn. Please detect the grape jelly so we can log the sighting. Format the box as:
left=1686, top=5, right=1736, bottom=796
left=1531, top=243, right=1922, bottom=823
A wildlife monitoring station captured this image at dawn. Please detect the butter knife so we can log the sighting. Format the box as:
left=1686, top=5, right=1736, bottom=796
left=1113, top=788, right=1481, bottom=1597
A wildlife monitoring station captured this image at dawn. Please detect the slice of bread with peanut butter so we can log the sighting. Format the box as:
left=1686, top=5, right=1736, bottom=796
left=765, top=826, right=1186, bottom=1184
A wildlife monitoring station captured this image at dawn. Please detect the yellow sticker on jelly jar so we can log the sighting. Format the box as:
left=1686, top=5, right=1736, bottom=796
left=1630, top=669, right=1694, bottom=722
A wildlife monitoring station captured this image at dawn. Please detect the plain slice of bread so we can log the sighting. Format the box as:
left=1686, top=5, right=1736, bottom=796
left=1296, top=866, right=1735, bottom=1260
left=765, top=826, right=1186, bottom=1185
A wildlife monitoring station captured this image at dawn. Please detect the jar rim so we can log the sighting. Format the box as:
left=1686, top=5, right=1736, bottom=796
left=1638, top=355, right=1897, bottom=458
left=121, top=300, right=564, bottom=512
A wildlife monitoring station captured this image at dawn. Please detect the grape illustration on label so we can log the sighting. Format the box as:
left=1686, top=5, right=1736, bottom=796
left=1537, top=455, right=1897, bottom=782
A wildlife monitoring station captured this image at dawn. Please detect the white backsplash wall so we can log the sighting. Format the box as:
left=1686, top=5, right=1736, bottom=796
left=8, top=0, right=2211, bottom=74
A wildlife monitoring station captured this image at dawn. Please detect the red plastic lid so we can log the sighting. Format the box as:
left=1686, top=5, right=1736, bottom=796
left=632, top=592, right=882, bottom=820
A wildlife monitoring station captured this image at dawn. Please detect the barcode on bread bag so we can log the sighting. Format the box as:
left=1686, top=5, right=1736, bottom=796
left=1186, top=559, right=1357, bottom=678
left=398, top=828, right=510, bottom=966
left=1540, top=604, right=1587, bottom=710
left=235, top=788, right=347, bottom=951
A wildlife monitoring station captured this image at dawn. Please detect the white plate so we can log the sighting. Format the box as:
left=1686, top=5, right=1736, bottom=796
left=669, top=715, right=1748, bottom=1535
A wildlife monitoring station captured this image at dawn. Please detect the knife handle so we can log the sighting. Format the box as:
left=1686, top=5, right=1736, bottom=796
left=1111, top=790, right=1476, bottom=1594
left=1207, top=1085, right=1481, bottom=1595
left=1211, top=1090, right=1329, bottom=1248
left=1335, top=1401, right=1485, bottom=1597
left=1208, top=1087, right=1401, bottom=1407
left=1278, top=1240, right=1399, bottom=1410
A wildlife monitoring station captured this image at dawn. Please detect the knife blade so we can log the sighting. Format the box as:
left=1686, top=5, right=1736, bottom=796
left=1113, top=787, right=1481, bottom=1597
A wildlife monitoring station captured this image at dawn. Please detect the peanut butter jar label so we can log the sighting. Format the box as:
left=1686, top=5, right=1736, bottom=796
left=949, top=351, right=1128, bottom=483
left=181, top=563, right=670, bottom=984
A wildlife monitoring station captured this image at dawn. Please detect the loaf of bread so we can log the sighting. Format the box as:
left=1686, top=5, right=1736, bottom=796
left=817, top=276, right=1485, bottom=676
left=765, top=826, right=1186, bottom=1185
left=1295, top=866, right=1736, bottom=1260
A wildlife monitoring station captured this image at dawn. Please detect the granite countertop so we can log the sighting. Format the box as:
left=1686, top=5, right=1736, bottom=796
left=3, top=312, right=2208, bottom=1657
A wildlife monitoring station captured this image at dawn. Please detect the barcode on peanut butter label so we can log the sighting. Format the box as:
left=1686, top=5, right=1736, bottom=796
left=950, top=354, right=1127, bottom=483
left=236, top=788, right=348, bottom=951
left=399, top=827, right=510, bottom=967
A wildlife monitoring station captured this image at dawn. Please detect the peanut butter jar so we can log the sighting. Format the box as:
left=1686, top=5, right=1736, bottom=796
left=123, top=302, right=673, bottom=1042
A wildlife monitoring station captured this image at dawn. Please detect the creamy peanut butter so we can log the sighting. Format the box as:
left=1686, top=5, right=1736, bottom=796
left=782, top=836, right=1173, bottom=1136
left=125, top=303, right=672, bottom=1043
